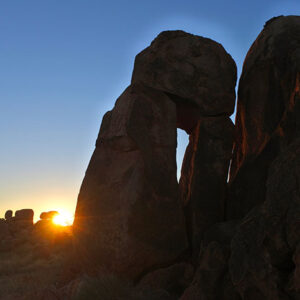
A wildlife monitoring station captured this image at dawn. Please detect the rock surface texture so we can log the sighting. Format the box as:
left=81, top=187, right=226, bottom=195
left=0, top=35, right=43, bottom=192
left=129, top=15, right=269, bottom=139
left=228, top=15, right=300, bottom=219
left=182, top=15, right=300, bottom=300
left=74, top=83, right=187, bottom=279
left=74, top=30, right=236, bottom=279
left=179, top=117, right=234, bottom=256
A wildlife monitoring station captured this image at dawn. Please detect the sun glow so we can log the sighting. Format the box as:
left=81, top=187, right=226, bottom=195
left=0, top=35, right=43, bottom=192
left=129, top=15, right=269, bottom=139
left=52, top=210, right=74, bottom=226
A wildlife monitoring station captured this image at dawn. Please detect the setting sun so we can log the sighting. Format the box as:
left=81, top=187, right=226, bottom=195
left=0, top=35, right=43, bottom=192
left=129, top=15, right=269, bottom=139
left=52, top=210, right=74, bottom=226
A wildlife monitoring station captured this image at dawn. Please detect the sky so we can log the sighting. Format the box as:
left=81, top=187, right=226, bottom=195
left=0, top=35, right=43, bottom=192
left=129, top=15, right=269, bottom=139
left=1, top=0, right=300, bottom=222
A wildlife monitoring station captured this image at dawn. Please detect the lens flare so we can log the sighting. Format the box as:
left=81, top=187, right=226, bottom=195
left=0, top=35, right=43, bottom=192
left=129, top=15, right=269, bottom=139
left=52, top=210, right=74, bottom=226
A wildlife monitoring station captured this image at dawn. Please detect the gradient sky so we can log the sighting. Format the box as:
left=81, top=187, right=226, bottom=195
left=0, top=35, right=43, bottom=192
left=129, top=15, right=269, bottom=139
left=1, top=0, right=299, bottom=221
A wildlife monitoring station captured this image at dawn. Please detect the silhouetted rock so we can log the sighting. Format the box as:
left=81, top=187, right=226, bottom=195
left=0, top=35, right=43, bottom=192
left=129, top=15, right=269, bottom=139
left=74, top=83, right=187, bottom=279
left=181, top=221, right=240, bottom=300
left=132, top=30, right=237, bottom=130
left=179, top=117, right=234, bottom=256
left=0, top=219, right=10, bottom=239
left=229, top=138, right=300, bottom=299
left=4, top=210, right=13, bottom=220
left=181, top=16, right=300, bottom=300
left=15, top=209, right=34, bottom=223
left=228, top=15, right=300, bottom=219
left=73, top=30, right=238, bottom=280
left=40, top=211, right=59, bottom=220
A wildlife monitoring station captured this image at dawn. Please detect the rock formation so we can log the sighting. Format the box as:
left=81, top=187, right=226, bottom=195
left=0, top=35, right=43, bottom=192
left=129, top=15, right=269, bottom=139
left=179, top=117, right=234, bottom=256
left=74, top=83, right=187, bottom=279
left=181, top=15, right=300, bottom=300
left=72, top=16, right=300, bottom=299
left=73, top=30, right=237, bottom=278
left=228, top=15, right=300, bottom=219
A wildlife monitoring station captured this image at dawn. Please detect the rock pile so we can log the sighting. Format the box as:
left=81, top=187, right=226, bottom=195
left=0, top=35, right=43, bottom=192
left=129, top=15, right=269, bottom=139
left=73, top=15, right=300, bottom=299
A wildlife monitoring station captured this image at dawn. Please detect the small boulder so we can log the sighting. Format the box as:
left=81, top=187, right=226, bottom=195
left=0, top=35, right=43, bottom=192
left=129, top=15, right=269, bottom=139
left=4, top=210, right=13, bottom=220
left=40, top=211, right=59, bottom=220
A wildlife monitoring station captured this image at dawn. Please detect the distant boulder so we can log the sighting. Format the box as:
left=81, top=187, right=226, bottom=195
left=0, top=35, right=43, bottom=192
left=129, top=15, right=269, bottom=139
left=0, top=219, right=10, bottom=239
left=4, top=210, right=13, bottom=220
left=15, top=209, right=34, bottom=223
left=40, top=211, right=59, bottom=220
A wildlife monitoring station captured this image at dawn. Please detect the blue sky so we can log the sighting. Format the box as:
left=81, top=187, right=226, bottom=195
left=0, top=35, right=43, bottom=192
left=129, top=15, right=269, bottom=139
left=1, top=0, right=299, bottom=220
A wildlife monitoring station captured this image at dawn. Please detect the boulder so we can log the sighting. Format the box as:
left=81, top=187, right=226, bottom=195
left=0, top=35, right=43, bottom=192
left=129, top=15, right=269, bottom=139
left=228, top=15, right=300, bottom=219
left=4, top=210, right=13, bottom=220
left=73, top=30, right=237, bottom=280
left=179, top=117, right=234, bottom=255
left=132, top=30, right=237, bottom=130
left=73, top=83, right=187, bottom=279
left=135, top=30, right=236, bottom=257
left=15, top=209, right=34, bottom=223
left=40, top=211, right=59, bottom=220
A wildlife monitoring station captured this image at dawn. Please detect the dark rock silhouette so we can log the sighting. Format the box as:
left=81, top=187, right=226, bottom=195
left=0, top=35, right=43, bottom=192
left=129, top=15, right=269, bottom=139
left=4, top=210, right=12, bottom=220
left=179, top=117, right=234, bottom=256
left=181, top=15, right=300, bottom=300
left=73, top=30, right=237, bottom=279
left=132, top=30, right=237, bottom=130
left=74, top=83, right=187, bottom=279
left=70, top=15, right=300, bottom=300
left=181, top=221, right=239, bottom=300
left=40, top=211, right=59, bottom=220
left=15, top=209, right=34, bottom=223
left=228, top=15, right=300, bottom=219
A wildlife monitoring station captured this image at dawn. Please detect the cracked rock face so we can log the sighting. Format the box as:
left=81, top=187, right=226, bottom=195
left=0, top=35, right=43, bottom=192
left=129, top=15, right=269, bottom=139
left=229, top=138, right=300, bottom=299
left=228, top=16, right=300, bottom=219
left=179, top=117, right=234, bottom=256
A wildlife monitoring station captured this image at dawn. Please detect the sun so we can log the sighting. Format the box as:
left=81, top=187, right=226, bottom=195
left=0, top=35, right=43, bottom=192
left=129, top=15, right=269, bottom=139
left=52, top=210, right=74, bottom=226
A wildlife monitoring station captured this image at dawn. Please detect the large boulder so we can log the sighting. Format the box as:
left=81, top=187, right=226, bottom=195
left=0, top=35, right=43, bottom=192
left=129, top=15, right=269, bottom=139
left=228, top=16, right=300, bottom=219
left=132, top=30, right=236, bottom=257
left=73, top=83, right=187, bottom=279
left=132, top=30, right=237, bottom=130
left=179, top=117, right=234, bottom=255
left=74, top=30, right=237, bottom=279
